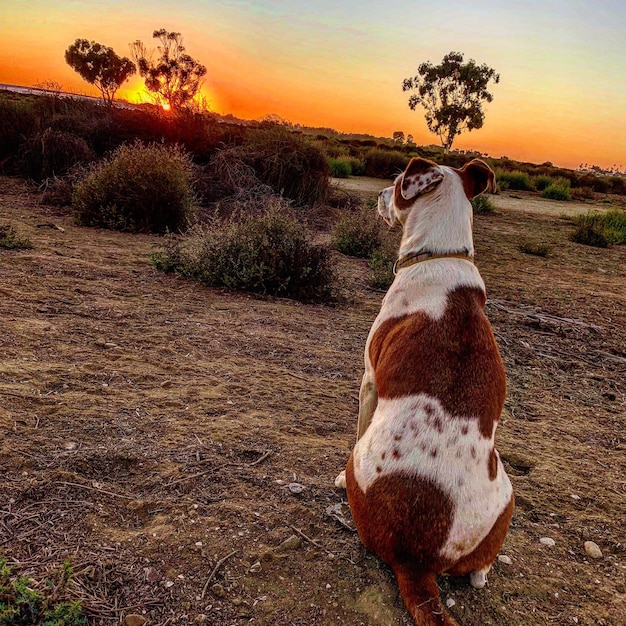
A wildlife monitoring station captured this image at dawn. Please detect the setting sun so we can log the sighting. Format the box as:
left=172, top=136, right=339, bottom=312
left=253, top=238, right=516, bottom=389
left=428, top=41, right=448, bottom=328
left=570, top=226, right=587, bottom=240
left=161, top=102, right=171, bottom=112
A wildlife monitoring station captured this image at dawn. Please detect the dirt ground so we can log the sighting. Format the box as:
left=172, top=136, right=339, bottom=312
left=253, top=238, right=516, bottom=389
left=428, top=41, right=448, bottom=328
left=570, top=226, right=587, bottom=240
left=1, top=175, right=625, bottom=626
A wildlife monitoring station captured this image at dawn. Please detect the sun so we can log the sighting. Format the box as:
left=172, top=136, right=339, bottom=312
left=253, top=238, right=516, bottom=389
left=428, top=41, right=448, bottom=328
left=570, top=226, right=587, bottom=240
left=161, top=102, right=171, bottom=112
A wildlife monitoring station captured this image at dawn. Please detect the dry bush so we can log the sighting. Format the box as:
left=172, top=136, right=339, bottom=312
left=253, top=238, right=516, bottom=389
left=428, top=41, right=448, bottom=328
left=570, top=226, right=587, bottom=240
left=72, top=141, right=196, bottom=233
left=152, top=197, right=336, bottom=301
left=332, top=204, right=385, bottom=258
left=20, top=128, right=94, bottom=182
left=242, top=128, right=330, bottom=206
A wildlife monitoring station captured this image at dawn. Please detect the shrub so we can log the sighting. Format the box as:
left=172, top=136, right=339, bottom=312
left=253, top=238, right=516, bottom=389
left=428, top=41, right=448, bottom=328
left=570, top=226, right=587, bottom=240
left=0, top=224, right=33, bottom=250
left=72, top=141, right=196, bottom=233
left=542, top=177, right=571, bottom=201
left=0, top=557, right=85, bottom=625
left=368, top=242, right=397, bottom=290
left=328, top=156, right=352, bottom=178
left=152, top=199, right=335, bottom=301
left=572, top=209, right=626, bottom=244
left=243, top=128, right=330, bottom=205
left=532, top=175, right=553, bottom=191
left=496, top=170, right=534, bottom=191
left=471, top=194, right=496, bottom=214
left=519, top=242, right=550, bottom=257
left=0, top=95, right=39, bottom=171
left=364, top=149, right=410, bottom=178
left=571, top=186, right=594, bottom=200
left=20, top=128, right=94, bottom=181
left=332, top=204, right=384, bottom=257
left=570, top=224, right=608, bottom=247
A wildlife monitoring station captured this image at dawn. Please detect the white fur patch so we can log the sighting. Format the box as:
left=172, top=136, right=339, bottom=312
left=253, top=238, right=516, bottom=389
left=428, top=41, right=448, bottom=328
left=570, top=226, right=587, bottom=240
left=352, top=394, right=513, bottom=561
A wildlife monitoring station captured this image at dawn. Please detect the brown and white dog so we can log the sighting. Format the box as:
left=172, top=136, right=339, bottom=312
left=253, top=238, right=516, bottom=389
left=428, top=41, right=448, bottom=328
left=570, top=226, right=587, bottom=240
left=336, top=158, right=514, bottom=626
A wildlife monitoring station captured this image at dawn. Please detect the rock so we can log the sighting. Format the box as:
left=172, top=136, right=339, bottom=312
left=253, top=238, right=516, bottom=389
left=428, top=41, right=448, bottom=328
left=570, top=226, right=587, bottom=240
left=287, top=482, right=305, bottom=494
left=584, top=541, right=603, bottom=559
left=446, top=598, right=456, bottom=608
left=125, top=615, right=146, bottom=626
left=540, top=537, right=556, bottom=547
left=276, top=535, right=301, bottom=552
left=498, top=554, right=513, bottom=565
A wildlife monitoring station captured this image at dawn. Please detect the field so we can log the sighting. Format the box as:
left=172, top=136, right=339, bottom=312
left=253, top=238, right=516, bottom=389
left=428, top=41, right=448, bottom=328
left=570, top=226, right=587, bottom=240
left=1, top=176, right=625, bottom=625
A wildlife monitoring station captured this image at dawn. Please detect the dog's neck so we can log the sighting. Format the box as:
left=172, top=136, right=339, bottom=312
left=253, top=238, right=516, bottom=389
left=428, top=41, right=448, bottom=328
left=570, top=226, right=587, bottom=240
left=397, top=168, right=475, bottom=260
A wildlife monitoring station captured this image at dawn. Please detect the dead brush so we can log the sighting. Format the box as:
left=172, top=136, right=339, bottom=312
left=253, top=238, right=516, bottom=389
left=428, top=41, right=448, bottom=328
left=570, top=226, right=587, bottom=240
left=0, top=224, right=33, bottom=250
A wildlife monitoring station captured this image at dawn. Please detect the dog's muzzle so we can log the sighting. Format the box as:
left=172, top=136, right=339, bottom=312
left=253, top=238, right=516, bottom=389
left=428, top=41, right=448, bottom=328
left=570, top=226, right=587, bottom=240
left=378, top=186, right=395, bottom=225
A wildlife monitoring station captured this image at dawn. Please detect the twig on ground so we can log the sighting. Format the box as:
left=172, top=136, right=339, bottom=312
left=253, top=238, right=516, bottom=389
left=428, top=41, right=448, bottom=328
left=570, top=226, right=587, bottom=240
left=201, top=550, right=238, bottom=599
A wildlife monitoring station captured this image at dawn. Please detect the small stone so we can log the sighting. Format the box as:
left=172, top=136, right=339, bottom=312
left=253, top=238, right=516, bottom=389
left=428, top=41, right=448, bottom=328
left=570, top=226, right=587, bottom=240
left=211, top=583, right=226, bottom=598
left=287, top=482, right=305, bottom=494
left=276, top=535, right=301, bottom=552
left=584, top=541, right=603, bottom=559
left=498, top=554, right=513, bottom=565
left=125, top=615, right=146, bottom=626
left=446, top=598, right=456, bottom=608
left=570, top=494, right=581, bottom=500
left=540, top=537, right=556, bottom=547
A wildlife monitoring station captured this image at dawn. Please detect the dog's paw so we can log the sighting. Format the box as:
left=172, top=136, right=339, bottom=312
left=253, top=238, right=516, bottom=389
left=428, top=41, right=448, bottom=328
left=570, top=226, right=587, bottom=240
left=470, top=569, right=488, bottom=589
left=334, top=470, right=347, bottom=489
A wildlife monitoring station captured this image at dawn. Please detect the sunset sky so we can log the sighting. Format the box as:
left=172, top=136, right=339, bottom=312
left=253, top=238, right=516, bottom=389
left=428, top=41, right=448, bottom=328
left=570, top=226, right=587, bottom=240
left=1, top=0, right=625, bottom=170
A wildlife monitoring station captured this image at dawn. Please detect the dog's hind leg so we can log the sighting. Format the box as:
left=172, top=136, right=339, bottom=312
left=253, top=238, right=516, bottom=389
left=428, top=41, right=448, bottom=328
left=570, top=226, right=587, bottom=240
left=335, top=373, right=378, bottom=489
left=356, top=372, right=378, bottom=440
left=447, top=493, right=514, bottom=588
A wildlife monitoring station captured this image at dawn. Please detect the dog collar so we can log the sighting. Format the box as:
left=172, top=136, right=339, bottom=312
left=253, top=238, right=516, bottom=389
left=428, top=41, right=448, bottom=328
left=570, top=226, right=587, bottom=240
left=393, top=249, right=474, bottom=275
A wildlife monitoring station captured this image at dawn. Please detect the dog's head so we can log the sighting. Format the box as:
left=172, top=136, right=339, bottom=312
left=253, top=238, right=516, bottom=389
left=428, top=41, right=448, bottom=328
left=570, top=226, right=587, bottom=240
left=377, top=157, right=496, bottom=227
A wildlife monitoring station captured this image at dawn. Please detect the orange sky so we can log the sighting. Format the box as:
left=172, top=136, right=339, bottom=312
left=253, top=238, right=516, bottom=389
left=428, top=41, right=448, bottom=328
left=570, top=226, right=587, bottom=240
left=1, top=0, right=625, bottom=170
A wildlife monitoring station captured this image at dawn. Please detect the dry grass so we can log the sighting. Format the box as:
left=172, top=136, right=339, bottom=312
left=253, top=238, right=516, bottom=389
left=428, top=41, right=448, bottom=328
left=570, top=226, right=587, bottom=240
left=1, top=176, right=625, bottom=625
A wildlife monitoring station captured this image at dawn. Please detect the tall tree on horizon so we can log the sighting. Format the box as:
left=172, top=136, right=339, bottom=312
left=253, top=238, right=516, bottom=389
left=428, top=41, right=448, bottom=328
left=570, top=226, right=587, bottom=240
left=403, top=51, right=499, bottom=153
left=130, top=29, right=207, bottom=111
left=65, top=39, right=136, bottom=105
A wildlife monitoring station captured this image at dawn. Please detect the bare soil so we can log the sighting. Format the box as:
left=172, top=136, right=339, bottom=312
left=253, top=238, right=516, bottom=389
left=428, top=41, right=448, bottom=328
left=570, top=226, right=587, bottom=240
left=1, top=176, right=625, bottom=626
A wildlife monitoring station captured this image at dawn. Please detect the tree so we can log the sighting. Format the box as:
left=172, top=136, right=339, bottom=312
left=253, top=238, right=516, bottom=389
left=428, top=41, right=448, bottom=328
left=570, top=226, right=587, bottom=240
left=65, top=39, right=135, bottom=105
left=402, top=51, right=499, bottom=153
left=130, top=29, right=207, bottom=111
left=392, top=131, right=405, bottom=143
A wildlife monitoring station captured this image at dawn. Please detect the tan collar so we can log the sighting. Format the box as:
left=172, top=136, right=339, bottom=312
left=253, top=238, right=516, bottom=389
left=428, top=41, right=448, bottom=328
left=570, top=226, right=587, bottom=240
left=393, top=249, right=474, bottom=275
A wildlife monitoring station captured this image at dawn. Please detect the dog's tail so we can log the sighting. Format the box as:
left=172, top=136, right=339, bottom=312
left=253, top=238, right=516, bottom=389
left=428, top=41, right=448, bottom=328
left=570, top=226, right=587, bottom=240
left=393, top=566, right=459, bottom=626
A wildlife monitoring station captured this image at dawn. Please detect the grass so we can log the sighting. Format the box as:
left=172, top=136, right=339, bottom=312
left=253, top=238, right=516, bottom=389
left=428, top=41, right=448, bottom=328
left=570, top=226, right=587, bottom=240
left=541, top=177, right=571, bottom=201
left=570, top=209, right=626, bottom=246
left=519, top=242, right=551, bottom=257
left=471, top=194, right=497, bottom=215
left=0, top=224, right=32, bottom=250
left=0, top=557, right=85, bottom=625
left=496, top=170, right=534, bottom=191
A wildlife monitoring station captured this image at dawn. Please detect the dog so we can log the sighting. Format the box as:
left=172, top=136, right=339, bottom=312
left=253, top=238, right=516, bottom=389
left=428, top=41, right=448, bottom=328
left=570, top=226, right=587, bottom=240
left=336, top=158, right=514, bottom=626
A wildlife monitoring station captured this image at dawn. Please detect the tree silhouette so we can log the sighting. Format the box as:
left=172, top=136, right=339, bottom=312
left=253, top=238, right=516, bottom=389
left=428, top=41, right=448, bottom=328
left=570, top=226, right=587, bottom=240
left=65, top=39, right=135, bottom=105
left=403, top=51, right=499, bottom=153
left=130, top=29, right=207, bottom=110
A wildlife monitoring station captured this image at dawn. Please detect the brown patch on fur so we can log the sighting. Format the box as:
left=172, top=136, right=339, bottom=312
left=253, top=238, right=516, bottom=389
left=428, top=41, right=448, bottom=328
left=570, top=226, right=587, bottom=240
left=447, top=493, right=515, bottom=577
left=369, top=286, right=506, bottom=438
left=346, top=456, right=459, bottom=624
left=456, top=159, right=496, bottom=200
left=394, top=157, right=443, bottom=211
left=346, top=454, right=453, bottom=573
left=488, top=448, right=498, bottom=481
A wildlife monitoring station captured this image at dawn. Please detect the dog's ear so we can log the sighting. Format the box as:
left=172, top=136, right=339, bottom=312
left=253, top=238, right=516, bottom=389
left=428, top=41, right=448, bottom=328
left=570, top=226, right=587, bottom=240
left=458, top=159, right=496, bottom=199
left=397, top=158, right=444, bottom=202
